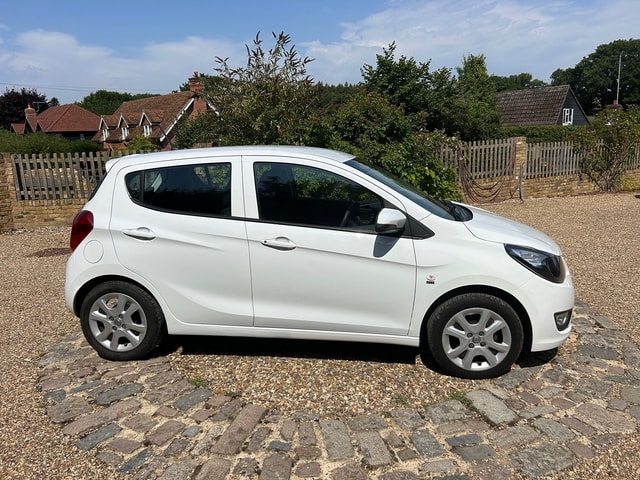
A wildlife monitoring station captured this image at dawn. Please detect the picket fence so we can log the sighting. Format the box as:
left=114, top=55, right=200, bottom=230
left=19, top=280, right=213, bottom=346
left=9, top=140, right=640, bottom=201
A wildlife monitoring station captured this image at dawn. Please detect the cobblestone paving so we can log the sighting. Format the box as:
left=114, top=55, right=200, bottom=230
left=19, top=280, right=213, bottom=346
left=39, top=300, right=640, bottom=479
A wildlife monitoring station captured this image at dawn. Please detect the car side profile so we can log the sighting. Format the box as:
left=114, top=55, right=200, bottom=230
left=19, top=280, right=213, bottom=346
left=65, top=146, right=574, bottom=379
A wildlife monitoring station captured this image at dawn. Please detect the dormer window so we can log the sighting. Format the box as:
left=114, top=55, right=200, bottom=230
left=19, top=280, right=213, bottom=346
left=144, top=124, right=152, bottom=137
left=562, top=108, right=574, bottom=126
left=122, top=127, right=129, bottom=139
left=102, top=127, right=109, bottom=141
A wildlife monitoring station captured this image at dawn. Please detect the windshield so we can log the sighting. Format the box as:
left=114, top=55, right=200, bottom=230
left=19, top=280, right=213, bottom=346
left=346, top=159, right=460, bottom=220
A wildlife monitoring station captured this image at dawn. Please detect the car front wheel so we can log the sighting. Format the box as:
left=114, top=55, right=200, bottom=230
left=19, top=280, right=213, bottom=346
left=425, top=293, right=523, bottom=379
left=80, top=281, right=166, bottom=361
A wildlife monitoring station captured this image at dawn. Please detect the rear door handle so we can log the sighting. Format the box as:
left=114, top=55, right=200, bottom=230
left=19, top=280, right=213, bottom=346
left=123, top=227, right=156, bottom=241
left=262, top=237, right=296, bottom=251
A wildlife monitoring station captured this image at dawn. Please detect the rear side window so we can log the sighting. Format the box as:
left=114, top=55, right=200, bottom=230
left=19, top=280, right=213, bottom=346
left=125, top=163, right=231, bottom=216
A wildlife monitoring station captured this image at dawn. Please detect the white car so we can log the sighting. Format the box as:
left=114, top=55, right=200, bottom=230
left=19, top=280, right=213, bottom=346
left=65, top=146, right=574, bottom=379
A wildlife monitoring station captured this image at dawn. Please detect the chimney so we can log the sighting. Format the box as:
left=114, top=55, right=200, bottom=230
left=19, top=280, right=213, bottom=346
left=25, top=103, right=36, bottom=119
left=189, top=72, right=204, bottom=93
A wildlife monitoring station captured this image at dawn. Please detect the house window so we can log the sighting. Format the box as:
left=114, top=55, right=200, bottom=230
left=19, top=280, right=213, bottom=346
left=562, top=108, right=574, bottom=126
left=122, top=127, right=129, bottom=139
left=143, top=124, right=152, bottom=137
left=102, top=128, right=108, bottom=141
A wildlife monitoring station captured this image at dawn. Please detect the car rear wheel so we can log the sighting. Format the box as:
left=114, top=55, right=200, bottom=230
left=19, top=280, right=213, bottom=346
left=80, top=281, right=166, bottom=361
left=425, top=293, right=523, bottom=379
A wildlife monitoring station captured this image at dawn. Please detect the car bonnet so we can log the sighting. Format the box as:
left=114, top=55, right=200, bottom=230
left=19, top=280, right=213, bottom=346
left=462, top=205, right=562, bottom=255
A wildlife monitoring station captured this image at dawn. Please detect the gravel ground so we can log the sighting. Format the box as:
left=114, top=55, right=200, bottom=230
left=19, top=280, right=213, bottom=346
left=0, top=191, right=638, bottom=479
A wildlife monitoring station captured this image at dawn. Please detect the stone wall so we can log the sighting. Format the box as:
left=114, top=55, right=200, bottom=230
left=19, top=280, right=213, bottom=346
left=0, top=154, right=12, bottom=233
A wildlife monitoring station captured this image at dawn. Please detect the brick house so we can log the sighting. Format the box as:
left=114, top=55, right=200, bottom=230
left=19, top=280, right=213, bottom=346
left=11, top=103, right=100, bottom=141
left=94, top=73, right=208, bottom=151
left=495, top=85, right=590, bottom=127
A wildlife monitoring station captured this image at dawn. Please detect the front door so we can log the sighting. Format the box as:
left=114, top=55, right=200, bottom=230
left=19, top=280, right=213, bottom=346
left=244, top=158, right=417, bottom=336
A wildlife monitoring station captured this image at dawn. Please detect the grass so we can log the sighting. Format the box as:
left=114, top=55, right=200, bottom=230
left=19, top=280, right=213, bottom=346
left=188, top=377, right=208, bottom=388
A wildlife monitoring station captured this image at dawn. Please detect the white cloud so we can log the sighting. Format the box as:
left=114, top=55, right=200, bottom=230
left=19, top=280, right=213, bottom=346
left=0, top=30, right=243, bottom=103
left=1, top=0, right=638, bottom=103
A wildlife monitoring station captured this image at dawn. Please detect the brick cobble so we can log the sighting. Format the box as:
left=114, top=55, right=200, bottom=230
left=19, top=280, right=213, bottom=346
left=39, top=307, right=640, bottom=479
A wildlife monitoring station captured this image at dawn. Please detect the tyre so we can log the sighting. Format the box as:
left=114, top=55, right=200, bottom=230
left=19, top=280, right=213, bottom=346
left=80, top=281, right=166, bottom=361
left=424, top=293, right=523, bottom=379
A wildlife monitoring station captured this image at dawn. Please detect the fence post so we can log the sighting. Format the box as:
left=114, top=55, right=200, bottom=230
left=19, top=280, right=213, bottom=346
left=514, top=137, right=527, bottom=201
left=0, top=153, right=12, bottom=232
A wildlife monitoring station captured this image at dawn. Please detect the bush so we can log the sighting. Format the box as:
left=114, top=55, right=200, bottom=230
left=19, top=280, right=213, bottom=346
left=0, top=130, right=102, bottom=154
left=495, top=125, right=584, bottom=143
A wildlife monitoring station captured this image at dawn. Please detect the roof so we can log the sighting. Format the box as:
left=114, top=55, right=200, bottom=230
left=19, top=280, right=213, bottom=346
left=31, top=104, right=100, bottom=133
left=95, top=91, right=196, bottom=144
left=105, top=146, right=356, bottom=171
left=495, top=85, right=583, bottom=127
left=114, top=91, right=194, bottom=127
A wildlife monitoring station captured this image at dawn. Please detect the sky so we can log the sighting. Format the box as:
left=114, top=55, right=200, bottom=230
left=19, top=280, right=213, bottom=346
left=0, top=0, right=638, bottom=105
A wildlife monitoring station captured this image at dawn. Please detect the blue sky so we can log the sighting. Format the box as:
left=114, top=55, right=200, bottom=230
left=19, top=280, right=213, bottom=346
left=1, top=0, right=638, bottom=104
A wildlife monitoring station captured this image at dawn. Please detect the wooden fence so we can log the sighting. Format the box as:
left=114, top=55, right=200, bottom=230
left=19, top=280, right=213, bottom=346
left=10, top=151, right=124, bottom=201
left=436, top=138, right=640, bottom=180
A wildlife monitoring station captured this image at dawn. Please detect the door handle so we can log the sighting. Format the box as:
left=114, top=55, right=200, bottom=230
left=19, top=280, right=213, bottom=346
left=262, top=237, right=296, bottom=251
left=123, top=227, right=156, bottom=241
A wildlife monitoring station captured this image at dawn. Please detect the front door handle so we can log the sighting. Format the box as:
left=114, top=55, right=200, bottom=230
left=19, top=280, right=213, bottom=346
left=262, top=237, right=296, bottom=251
left=123, top=227, right=156, bottom=241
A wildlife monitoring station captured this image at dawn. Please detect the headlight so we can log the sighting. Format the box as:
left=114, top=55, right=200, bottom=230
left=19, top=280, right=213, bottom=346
left=505, top=244, right=566, bottom=284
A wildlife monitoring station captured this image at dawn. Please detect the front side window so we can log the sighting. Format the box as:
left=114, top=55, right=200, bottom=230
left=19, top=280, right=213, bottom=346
left=255, top=162, right=383, bottom=230
left=125, top=163, right=231, bottom=216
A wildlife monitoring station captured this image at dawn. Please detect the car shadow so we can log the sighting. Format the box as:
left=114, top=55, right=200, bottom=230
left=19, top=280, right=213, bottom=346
left=156, top=335, right=559, bottom=374
left=160, top=335, right=420, bottom=365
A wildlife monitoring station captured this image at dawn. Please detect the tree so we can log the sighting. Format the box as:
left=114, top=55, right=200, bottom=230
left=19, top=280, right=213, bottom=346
left=490, top=73, right=547, bottom=92
left=573, top=106, right=640, bottom=191
left=361, top=43, right=456, bottom=131
left=190, top=31, right=318, bottom=146
left=551, top=39, right=640, bottom=115
left=329, top=91, right=461, bottom=199
left=0, top=88, right=49, bottom=130
left=77, top=90, right=157, bottom=115
left=446, top=54, right=500, bottom=140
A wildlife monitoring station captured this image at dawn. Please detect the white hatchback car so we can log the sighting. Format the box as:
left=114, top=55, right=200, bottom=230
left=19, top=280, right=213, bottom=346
left=65, top=146, right=574, bottom=379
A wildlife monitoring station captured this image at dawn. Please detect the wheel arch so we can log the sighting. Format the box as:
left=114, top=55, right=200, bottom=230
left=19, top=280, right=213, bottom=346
left=72, top=275, right=156, bottom=317
left=419, top=285, right=533, bottom=352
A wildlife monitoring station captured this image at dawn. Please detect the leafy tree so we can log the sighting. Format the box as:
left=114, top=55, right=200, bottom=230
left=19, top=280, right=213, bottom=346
left=122, top=135, right=157, bottom=153
left=329, top=91, right=461, bottom=199
left=77, top=90, right=157, bottom=115
left=0, top=88, right=49, bottom=131
left=551, top=39, right=640, bottom=115
left=447, top=54, right=500, bottom=140
left=191, top=31, right=318, bottom=146
left=314, top=82, right=362, bottom=113
left=361, top=42, right=456, bottom=131
left=490, top=73, right=547, bottom=92
left=572, top=105, right=640, bottom=191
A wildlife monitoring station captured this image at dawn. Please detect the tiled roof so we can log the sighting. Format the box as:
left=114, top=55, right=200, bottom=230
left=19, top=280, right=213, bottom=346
left=114, top=91, right=194, bottom=129
left=33, top=104, right=101, bottom=133
left=495, top=85, right=572, bottom=127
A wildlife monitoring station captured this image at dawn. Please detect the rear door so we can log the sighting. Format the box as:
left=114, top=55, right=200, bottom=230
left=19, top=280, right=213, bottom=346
left=243, top=156, right=417, bottom=336
left=110, top=156, right=253, bottom=326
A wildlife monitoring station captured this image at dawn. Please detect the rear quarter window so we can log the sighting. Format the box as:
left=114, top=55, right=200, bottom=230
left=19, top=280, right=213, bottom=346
left=125, top=163, right=232, bottom=216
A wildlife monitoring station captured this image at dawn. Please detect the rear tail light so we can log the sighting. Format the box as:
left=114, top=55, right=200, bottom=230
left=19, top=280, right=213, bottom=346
left=70, top=210, right=94, bottom=251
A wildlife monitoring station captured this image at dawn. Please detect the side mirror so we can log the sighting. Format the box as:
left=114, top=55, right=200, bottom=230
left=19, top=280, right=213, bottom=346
left=375, top=208, right=406, bottom=235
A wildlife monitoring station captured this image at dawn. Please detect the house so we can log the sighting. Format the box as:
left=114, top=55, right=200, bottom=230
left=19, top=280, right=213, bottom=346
left=95, top=73, right=208, bottom=151
left=495, top=85, right=590, bottom=127
left=11, top=103, right=100, bottom=141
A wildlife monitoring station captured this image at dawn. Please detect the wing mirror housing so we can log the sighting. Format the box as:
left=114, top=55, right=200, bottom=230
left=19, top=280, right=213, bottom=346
left=375, top=208, right=406, bottom=235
